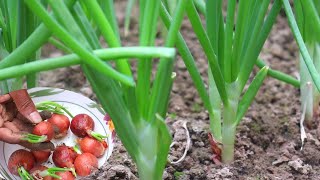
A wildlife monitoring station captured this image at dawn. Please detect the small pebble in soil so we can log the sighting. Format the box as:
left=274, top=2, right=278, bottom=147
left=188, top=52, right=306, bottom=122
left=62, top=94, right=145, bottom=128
left=194, top=141, right=204, bottom=147
left=207, top=167, right=233, bottom=179
left=288, top=158, right=312, bottom=174
left=306, top=133, right=320, bottom=146
left=272, top=156, right=290, bottom=166
left=162, top=171, right=170, bottom=180
left=190, top=120, right=209, bottom=135
left=189, top=165, right=206, bottom=180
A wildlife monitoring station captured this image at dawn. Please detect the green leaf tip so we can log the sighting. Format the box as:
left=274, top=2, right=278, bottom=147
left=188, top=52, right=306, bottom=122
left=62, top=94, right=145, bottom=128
left=21, top=134, right=47, bottom=143
left=18, top=167, right=33, bottom=180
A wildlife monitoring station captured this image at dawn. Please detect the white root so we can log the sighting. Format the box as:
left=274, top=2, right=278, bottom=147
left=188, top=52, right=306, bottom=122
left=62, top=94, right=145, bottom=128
left=300, top=102, right=307, bottom=151
left=169, top=121, right=191, bottom=164
left=300, top=82, right=312, bottom=151
left=170, top=142, right=178, bottom=148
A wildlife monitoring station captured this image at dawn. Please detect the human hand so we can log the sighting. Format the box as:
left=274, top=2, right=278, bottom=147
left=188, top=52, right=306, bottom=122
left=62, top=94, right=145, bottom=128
left=0, top=89, right=54, bottom=150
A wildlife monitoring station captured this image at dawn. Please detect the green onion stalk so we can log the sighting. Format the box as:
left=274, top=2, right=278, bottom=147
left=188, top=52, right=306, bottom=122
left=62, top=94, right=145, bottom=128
left=18, top=167, right=33, bottom=180
left=36, top=101, right=74, bottom=118
left=20, top=133, right=47, bottom=143
left=183, top=0, right=281, bottom=163
left=294, top=0, right=320, bottom=127
left=0, top=0, right=41, bottom=93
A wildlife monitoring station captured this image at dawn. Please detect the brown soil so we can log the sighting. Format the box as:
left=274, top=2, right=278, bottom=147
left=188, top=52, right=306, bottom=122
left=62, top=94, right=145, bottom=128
left=39, top=1, right=320, bottom=180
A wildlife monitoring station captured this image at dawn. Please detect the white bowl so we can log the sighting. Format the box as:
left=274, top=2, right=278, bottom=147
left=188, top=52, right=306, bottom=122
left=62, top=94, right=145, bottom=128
left=0, top=87, right=115, bottom=180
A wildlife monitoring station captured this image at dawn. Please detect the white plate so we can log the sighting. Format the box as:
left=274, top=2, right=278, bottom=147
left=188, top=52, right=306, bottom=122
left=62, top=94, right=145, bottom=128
left=0, top=87, right=115, bottom=180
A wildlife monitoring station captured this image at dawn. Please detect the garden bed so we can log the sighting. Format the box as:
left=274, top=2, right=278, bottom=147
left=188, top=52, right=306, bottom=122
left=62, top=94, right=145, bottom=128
left=38, top=1, right=320, bottom=179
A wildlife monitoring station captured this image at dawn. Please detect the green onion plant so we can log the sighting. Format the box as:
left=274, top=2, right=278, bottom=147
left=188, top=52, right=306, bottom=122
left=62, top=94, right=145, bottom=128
left=124, top=0, right=136, bottom=36
left=160, top=0, right=320, bottom=163
left=293, top=0, right=320, bottom=127
left=0, top=0, right=188, bottom=179
left=0, top=0, right=41, bottom=93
